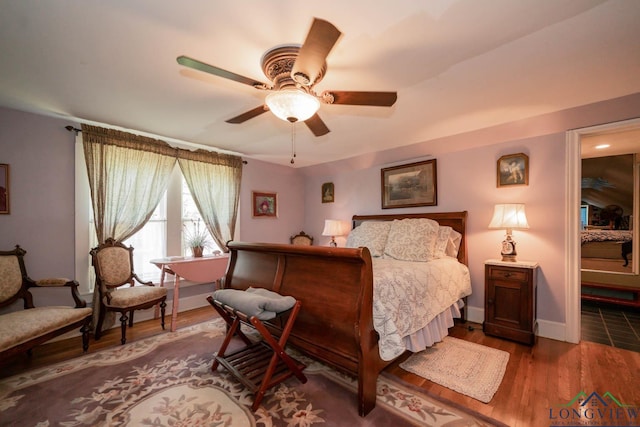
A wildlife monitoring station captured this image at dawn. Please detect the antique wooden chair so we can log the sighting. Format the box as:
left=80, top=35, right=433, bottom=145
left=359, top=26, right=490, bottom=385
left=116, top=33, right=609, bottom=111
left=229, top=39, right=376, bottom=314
left=289, top=231, right=313, bottom=246
left=90, top=238, right=167, bottom=345
left=0, top=246, right=92, bottom=360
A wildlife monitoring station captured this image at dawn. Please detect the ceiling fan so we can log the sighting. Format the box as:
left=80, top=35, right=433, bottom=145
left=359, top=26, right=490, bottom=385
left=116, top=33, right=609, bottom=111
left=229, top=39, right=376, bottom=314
left=176, top=18, right=397, bottom=137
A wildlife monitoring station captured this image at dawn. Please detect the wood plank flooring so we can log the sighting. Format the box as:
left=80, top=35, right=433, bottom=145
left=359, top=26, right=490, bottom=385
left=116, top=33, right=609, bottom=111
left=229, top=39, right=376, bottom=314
left=2, top=307, right=639, bottom=427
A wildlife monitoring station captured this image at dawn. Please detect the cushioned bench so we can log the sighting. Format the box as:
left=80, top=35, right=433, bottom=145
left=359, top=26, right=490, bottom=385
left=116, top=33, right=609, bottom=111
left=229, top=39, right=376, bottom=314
left=0, top=246, right=92, bottom=361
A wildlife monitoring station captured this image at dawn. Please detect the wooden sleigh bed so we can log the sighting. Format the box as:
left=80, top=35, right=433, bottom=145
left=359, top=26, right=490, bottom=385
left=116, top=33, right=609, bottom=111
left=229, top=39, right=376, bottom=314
left=221, top=211, right=469, bottom=416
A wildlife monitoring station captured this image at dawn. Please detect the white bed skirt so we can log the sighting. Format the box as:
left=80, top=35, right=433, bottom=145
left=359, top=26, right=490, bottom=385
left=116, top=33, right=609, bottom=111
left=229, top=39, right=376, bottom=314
left=403, top=299, right=464, bottom=352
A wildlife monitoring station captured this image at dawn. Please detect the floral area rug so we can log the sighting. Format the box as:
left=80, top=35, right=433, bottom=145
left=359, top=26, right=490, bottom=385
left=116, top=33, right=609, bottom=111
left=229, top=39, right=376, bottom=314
left=0, top=319, right=503, bottom=426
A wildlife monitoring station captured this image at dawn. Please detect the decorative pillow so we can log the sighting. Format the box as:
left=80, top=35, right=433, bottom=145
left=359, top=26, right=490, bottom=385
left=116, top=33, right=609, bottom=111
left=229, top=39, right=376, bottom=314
left=383, top=218, right=439, bottom=262
left=345, top=221, right=391, bottom=257
left=446, top=230, right=463, bottom=258
left=433, top=226, right=453, bottom=259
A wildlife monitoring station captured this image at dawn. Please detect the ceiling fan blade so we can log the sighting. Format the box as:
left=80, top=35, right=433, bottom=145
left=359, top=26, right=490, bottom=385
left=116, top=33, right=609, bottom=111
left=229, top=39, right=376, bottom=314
left=305, top=113, right=330, bottom=136
left=291, top=18, right=342, bottom=86
left=225, top=105, right=268, bottom=124
left=177, top=55, right=269, bottom=89
left=326, top=91, right=398, bottom=107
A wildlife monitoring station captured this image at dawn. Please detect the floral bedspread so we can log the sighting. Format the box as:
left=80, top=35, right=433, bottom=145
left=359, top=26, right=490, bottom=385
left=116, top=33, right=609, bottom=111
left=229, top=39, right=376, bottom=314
left=372, top=257, right=472, bottom=361
left=581, top=229, right=632, bottom=244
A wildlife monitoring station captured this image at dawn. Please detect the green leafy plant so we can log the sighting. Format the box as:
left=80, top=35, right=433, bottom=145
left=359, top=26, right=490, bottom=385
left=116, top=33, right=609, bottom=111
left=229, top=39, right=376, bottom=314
left=183, top=219, right=211, bottom=249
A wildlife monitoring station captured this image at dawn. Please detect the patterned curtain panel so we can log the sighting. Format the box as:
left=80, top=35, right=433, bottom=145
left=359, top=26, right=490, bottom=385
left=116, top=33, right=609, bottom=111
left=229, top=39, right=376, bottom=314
left=178, top=149, right=243, bottom=252
left=82, top=124, right=177, bottom=243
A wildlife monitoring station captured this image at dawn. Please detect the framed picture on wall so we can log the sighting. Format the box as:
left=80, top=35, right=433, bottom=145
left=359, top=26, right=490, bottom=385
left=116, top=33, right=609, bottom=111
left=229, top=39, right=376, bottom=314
left=252, top=191, right=278, bottom=218
left=0, top=164, right=9, bottom=214
left=497, top=153, right=529, bottom=187
left=381, top=159, right=437, bottom=209
left=322, top=182, right=334, bottom=203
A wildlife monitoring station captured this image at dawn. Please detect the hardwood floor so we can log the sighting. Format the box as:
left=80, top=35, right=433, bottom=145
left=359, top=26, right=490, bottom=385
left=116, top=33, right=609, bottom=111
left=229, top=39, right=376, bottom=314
left=2, top=307, right=639, bottom=427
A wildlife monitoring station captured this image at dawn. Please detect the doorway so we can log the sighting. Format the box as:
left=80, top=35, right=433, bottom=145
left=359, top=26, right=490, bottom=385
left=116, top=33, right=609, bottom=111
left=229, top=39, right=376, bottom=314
left=566, top=117, right=640, bottom=344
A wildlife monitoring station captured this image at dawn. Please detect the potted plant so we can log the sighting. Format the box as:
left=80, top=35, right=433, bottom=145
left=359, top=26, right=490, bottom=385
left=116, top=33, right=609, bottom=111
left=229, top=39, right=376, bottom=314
left=183, top=219, right=210, bottom=257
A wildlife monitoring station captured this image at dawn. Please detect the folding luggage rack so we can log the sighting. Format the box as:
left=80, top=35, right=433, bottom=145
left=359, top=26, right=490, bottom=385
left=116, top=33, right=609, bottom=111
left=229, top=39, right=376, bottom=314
left=206, top=294, right=307, bottom=411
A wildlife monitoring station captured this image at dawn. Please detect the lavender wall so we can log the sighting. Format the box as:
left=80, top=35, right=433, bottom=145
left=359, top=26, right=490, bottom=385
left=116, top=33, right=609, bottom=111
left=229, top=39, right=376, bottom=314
left=0, top=107, right=77, bottom=280
left=238, top=158, right=305, bottom=243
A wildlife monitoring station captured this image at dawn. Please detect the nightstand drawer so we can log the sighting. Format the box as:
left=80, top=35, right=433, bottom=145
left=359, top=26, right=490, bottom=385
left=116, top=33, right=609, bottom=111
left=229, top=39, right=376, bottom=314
left=488, top=266, right=528, bottom=281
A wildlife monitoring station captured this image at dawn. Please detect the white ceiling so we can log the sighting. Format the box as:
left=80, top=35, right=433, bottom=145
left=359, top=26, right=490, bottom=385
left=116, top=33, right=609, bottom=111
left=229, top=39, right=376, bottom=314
left=1, top=1, right=639, bottom=167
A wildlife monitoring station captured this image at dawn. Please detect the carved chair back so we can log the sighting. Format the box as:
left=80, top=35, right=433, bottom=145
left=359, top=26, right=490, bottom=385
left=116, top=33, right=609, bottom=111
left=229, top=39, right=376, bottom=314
left=0, top=246, right=30, bottom=308
left=290, top=231, right=313, bottom=246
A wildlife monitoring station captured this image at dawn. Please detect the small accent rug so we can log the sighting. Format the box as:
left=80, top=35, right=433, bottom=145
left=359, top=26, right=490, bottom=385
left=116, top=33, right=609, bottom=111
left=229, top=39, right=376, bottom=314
left=400, top=336, right=509, bottom=403
left=0, top=320, right=504, bottom=426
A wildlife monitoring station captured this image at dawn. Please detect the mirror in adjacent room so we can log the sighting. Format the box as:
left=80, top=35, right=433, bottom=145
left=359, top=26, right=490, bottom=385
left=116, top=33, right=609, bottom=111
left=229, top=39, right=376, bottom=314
left=580, top=129, right=639, bottom=277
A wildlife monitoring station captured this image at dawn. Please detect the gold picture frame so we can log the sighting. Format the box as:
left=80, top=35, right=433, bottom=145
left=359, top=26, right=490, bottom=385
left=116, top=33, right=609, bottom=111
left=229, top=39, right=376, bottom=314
left=497, top=153, right=529, bottom=187
left=381, top=159, right=437, bottom=209
left=252, top=191, right=277, bottom=218
left=322, top=182, right=334, bottom=203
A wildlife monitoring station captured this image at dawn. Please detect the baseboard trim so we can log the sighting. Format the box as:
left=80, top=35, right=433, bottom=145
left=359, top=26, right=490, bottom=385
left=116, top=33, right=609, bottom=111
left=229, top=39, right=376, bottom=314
left=466, top=305, right=567, bottom=342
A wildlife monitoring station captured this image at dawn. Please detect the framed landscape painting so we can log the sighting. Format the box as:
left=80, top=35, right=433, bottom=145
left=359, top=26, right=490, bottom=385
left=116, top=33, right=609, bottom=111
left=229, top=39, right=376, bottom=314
left=252, top=191, right=277, bottom=218
left=497, top=153, right=529, bottom=187
left=381, top=159, right=437, bottom=209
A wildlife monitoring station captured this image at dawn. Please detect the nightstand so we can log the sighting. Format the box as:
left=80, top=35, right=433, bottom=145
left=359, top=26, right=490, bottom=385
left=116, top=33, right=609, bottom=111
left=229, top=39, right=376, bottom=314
left=483, top=259, right=539, bottom=345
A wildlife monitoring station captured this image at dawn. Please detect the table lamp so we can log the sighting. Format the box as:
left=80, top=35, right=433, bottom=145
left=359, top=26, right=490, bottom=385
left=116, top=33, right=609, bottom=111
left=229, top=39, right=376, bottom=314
left=322, top=219, right=345, bottom=247
left=488, top=204, right=529, bottom=262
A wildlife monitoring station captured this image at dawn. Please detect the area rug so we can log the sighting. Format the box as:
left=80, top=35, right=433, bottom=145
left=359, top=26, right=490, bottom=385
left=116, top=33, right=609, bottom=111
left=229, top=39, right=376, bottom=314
left=400, top=336, right=509, bottom=403
left=0, top=320, right=504, bottom=426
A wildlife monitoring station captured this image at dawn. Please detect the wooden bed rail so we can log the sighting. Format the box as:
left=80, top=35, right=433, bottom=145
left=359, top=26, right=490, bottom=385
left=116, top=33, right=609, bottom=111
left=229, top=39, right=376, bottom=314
left=223, top=241, right=379, bottom=416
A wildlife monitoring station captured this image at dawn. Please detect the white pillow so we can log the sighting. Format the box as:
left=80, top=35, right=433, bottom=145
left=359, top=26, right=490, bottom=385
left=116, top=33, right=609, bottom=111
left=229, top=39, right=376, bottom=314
left=434, top=226, right=453, bottom=259
left=383, top=218, right=439, bottom=262
left=446, top=230, right=463, bottom=258
left=345, top=221, right=391, bottom=257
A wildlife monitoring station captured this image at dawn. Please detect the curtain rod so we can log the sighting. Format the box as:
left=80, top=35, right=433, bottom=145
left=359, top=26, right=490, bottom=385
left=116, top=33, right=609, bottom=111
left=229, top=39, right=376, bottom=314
left=64, top=125, right=247, bottom=164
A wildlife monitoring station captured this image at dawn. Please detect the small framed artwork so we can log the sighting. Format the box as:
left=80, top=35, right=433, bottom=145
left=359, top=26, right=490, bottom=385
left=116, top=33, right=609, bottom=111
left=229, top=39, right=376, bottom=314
left=0, top=164, right=9, bottom=214
left=322, top=182, right=334, bottom=203
left=252, top=191, right=277, bottom=218
left=497, top=153, right=529, bottom=187
left=381, top=159, right=437, bottom=209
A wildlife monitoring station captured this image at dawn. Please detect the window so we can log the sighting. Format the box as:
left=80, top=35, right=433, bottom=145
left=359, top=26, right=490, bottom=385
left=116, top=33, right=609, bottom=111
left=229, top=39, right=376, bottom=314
left=181, top=178, right=218, bottom=257
left=75, top=140, right=227, bottom=295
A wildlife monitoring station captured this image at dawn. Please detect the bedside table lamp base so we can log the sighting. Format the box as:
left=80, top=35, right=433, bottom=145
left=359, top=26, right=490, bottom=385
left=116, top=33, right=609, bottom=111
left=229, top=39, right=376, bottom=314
left=500, top=232, right=518, bottom=262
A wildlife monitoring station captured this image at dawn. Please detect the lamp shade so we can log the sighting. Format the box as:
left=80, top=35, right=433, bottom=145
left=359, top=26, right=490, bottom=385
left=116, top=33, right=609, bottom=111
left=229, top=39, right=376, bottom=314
left=488, top=204, right=530, bottom=230
left=322, top=219, right=345, bottom=237
left=265, top=90, right=320, bottom=123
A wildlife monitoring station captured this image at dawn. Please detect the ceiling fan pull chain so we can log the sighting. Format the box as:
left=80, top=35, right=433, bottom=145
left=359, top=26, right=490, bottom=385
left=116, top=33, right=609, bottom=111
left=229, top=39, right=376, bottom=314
left=290, top=122, right=297, bottom=164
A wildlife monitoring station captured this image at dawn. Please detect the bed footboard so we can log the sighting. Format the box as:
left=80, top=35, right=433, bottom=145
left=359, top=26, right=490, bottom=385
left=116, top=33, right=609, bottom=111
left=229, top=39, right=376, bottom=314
left=222, top=241, right=380, bottom=416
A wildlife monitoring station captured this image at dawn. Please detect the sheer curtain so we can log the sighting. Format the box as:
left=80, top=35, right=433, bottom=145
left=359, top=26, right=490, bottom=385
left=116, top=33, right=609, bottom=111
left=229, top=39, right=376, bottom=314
left=82, top=125, right=177, bottom=333
left=82, top=124, right=177, bottom=243
left=178, top=149, right=243, bottom=251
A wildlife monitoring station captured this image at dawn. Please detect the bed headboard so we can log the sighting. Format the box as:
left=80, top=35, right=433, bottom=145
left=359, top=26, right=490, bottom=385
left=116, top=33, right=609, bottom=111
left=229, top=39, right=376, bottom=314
left=351, top=211, right=468, bottom=266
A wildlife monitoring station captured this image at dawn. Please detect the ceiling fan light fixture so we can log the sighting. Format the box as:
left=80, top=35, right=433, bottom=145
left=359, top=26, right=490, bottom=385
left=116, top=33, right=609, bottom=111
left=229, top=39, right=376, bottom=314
left=265, top=90, right=320, bottom=123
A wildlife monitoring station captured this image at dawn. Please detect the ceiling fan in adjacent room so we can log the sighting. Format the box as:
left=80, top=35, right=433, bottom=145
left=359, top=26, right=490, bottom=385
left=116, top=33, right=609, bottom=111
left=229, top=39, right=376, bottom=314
left=176, top=18, right=397, bottom=137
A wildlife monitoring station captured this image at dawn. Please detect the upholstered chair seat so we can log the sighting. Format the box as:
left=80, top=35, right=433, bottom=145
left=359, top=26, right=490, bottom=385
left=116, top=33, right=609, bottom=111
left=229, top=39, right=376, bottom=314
left=105, top=286, right=168, bottom=308
left=0, top=306, right=93, bottom=354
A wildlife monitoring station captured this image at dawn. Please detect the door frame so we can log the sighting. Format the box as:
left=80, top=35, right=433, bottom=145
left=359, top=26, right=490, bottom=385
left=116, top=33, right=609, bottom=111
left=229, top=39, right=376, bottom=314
left=565, top=117, right=640, bottom=343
